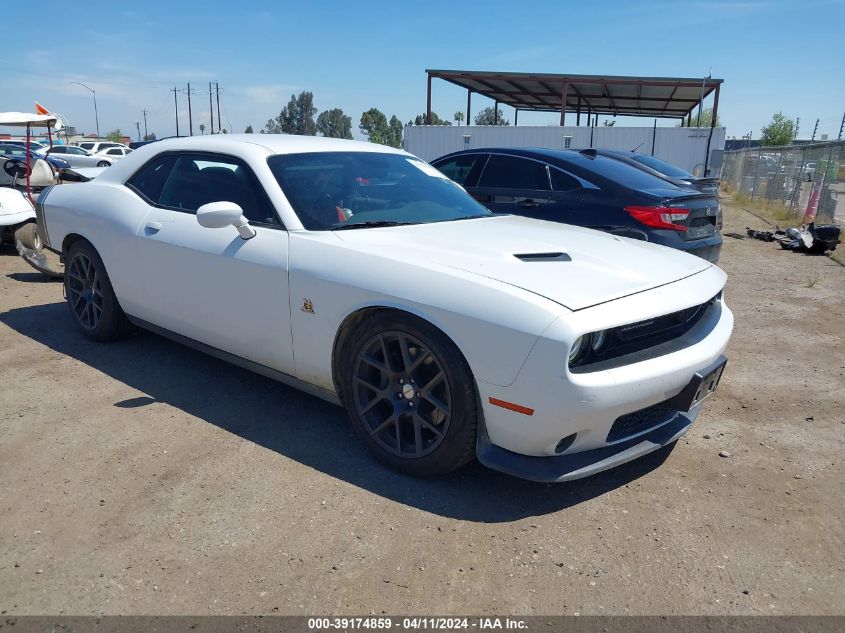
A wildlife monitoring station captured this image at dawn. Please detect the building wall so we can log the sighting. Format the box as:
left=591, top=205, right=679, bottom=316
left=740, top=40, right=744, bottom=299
left=404, top=125, right=726, bottom=176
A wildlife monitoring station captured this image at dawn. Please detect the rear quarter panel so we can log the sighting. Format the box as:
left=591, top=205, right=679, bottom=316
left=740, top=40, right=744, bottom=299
left=42, top=181, right=150, bottom=315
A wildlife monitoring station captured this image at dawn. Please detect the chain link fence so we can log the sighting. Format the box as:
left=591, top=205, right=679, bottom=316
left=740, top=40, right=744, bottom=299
left=721, top=140, right=843, bottom=225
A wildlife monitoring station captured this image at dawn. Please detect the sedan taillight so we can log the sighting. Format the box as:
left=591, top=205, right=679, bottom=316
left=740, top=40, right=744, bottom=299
left=624, top=205, right=690, bottom=231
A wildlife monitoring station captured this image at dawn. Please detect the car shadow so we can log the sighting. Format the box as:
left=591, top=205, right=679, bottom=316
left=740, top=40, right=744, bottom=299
left=1, top=301, right=675, bottom=523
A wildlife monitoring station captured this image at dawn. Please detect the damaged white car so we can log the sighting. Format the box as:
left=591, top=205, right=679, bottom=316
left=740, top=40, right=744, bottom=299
left=36, top=135, right=733, bottom=481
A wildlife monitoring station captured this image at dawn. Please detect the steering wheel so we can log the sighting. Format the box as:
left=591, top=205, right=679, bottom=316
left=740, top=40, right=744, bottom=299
left=3, top=159, right=30, bottom=179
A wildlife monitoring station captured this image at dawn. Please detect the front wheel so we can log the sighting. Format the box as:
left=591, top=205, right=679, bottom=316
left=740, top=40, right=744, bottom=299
left=96, top=161, right=110, bottom=167
left=339, top=313, right=478, bottom=477
left=64, top=241, right=130, bottom=341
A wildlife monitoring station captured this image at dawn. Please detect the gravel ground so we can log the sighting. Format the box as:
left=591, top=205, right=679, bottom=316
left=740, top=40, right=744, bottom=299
left=0, top=200, right=843, bottom=616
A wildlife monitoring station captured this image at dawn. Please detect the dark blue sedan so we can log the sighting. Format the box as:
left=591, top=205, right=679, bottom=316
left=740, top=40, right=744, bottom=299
left=0, top=143, right=71, bottom=171
left=431, top=148, right=722, bottom=262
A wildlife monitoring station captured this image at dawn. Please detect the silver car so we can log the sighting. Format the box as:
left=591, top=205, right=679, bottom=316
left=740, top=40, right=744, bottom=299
left=41, top=145, right=114, bottom=168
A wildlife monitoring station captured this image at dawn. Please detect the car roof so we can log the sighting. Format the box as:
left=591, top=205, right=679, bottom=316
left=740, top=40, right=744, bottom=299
left=90, top=134, right=413, bottom=184
left=146, top=133, right=409, bottom=156
left=437, top=146, right=623, bottom=169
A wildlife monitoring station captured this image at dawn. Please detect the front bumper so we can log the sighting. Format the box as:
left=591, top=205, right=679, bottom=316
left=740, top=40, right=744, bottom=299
left=474, top=267, right=733, bottom=480
left=477, top=405, right=697, bottom=482
left=476, top=355, right=726, bottom=482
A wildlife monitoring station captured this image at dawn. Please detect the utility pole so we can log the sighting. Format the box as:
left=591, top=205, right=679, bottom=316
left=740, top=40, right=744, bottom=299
left=208, top=82, right=214, bottom=134
left=187, top=82, right=194, bottom=136
left=135, top=121, right=141, bottom=142
left=838, top=111, right=844, bottom=140
left=141, top=109, right=148, bottom=140
left=215, top=82, right=222, bottom=133
left=811, top=118, right=819, bottom=141
left=794, top=117, right=799, bottom=141
left=171, top=87, right=180, bottom=137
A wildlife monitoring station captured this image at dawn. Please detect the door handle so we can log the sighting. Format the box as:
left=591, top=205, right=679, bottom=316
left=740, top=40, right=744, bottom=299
left=517, top=199, right=540, bottom=208
left=144, top=221, right=162, bottom=234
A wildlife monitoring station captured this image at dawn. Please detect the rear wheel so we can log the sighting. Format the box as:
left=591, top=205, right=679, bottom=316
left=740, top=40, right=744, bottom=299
left=96, top=161, right=110, bottom=167
left=339, top=313, right=478, bottom=477
left=64, top=241, right=130, bottom=341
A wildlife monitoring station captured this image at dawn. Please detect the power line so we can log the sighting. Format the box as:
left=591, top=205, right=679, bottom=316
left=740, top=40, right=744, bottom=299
left=170, top=87, right=181, bottom=137
left=208, top=82, right=214, bottom=134
left=216, top=82, right=222, bottom=133
left=186, top=82, right=196, bottom=136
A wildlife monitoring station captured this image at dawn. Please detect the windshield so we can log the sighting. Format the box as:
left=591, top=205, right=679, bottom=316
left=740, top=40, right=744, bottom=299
left=628, top=153, right=695, bottom=179
left=267, top=151, right=492, bottom=230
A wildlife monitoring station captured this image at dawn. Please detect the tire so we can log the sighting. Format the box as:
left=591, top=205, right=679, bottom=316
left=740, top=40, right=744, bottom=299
left=64, top=240, right=130, bottom=341
left=14, top=222, right=41, bottom=250
left=338, top=312, right=478, bottom=477
left=97, top=161, right=110, bottom=167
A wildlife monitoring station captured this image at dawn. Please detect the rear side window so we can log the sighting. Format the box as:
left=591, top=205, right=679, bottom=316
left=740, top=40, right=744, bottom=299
left=127, top=154, right=178, bottom=203
left=78, top=143, right=94, bottom=151
left=106, top=149, right=122, bottom=155
left=432, top=154, right=487, bottom=187
left=479, top=155, right=550, bottom=190
left=50, top=147, right=67, bottom=154
left=550, top=168, right=580, bottom=192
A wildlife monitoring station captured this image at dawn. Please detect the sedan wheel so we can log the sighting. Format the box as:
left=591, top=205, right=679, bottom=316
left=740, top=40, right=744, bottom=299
left=341, top=313, right=478, bottom=477
left=97, top=161, right=110, bottom=167
left=64, top=241, right=130, bottom=341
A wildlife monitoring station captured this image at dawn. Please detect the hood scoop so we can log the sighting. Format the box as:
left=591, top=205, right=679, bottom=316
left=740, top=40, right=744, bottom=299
left=514, top=252, right=571, bottom=262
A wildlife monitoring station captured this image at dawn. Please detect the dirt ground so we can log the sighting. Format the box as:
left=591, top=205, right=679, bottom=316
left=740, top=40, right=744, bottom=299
left=1, top=200, right=843, bottom=616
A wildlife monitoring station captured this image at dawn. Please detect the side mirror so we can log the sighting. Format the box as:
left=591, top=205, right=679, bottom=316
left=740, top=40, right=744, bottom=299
left=196, top=201, right=256, bottom=239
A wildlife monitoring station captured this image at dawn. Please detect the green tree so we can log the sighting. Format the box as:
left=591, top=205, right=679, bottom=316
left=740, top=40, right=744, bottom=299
left=143, top=132, right=157, bottom=141
left=360, top=108, right=390, bottom=144
left=474, top=107, right=510, bottom=126
left=412, top=112, right=451, bottom=126
left=105, top=129, right=123, bottom=142
left=264, top=91, right=318, bottom=135
left=454, top=111, right=464, bottom=126
left=760, top=112, right=796, bottom=146
left=678, top=107, right=721, bottom=128
left=387, top=115, right=404, bottom=148
left=244, top=125, right=254, bottom=133
left=317, top=108, right=353, bottom=139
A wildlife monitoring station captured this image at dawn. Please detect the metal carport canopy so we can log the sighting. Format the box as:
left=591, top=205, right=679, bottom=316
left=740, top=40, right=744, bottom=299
left=425, top=69, right=722, bottom=124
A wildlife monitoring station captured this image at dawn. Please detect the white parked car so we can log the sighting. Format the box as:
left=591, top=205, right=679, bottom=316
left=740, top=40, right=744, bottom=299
left=96, top=146, right=133, bottom=160
left=36, top=135, right=733, bottom=481
left=42, top=145, right=114, bottom=168
left=76, top=141, right=129, bottom=154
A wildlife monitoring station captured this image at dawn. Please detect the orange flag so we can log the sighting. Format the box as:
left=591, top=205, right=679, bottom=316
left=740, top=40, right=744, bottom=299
left=35, top=102, right=50, bottom=115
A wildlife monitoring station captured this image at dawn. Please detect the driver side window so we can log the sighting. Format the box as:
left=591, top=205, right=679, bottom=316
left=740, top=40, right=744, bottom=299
left=127, top=152, right=282, bottom=227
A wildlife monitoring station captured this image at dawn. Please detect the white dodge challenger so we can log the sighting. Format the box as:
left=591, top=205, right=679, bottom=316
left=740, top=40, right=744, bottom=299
left=35, top=135, right=733, bottom=481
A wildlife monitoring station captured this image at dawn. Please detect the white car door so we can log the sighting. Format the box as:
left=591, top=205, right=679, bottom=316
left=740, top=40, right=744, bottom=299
left=128, top=151, right=295, bottom=374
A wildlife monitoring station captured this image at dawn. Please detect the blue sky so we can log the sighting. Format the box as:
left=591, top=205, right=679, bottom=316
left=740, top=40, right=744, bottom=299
left=2, top=0, right=843, bottom=141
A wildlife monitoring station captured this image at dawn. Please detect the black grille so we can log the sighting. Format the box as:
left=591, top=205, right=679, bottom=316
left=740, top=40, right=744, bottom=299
left=571, top=293, right=721, bottom=371
left=607, top=399, right=679, bottom=443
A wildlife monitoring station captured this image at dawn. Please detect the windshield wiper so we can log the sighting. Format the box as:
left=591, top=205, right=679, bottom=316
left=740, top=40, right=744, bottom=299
left=332, top=221, right=417, bottom=230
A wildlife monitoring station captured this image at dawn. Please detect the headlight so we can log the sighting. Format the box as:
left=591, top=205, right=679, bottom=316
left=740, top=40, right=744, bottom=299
left=591, top=329, right=608, bottom=352
left=569, top=334, right=590, bottom=364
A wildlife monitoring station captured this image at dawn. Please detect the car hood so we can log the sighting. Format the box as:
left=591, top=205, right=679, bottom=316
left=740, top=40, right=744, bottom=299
left=332, top=215, right=711, bottom=311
